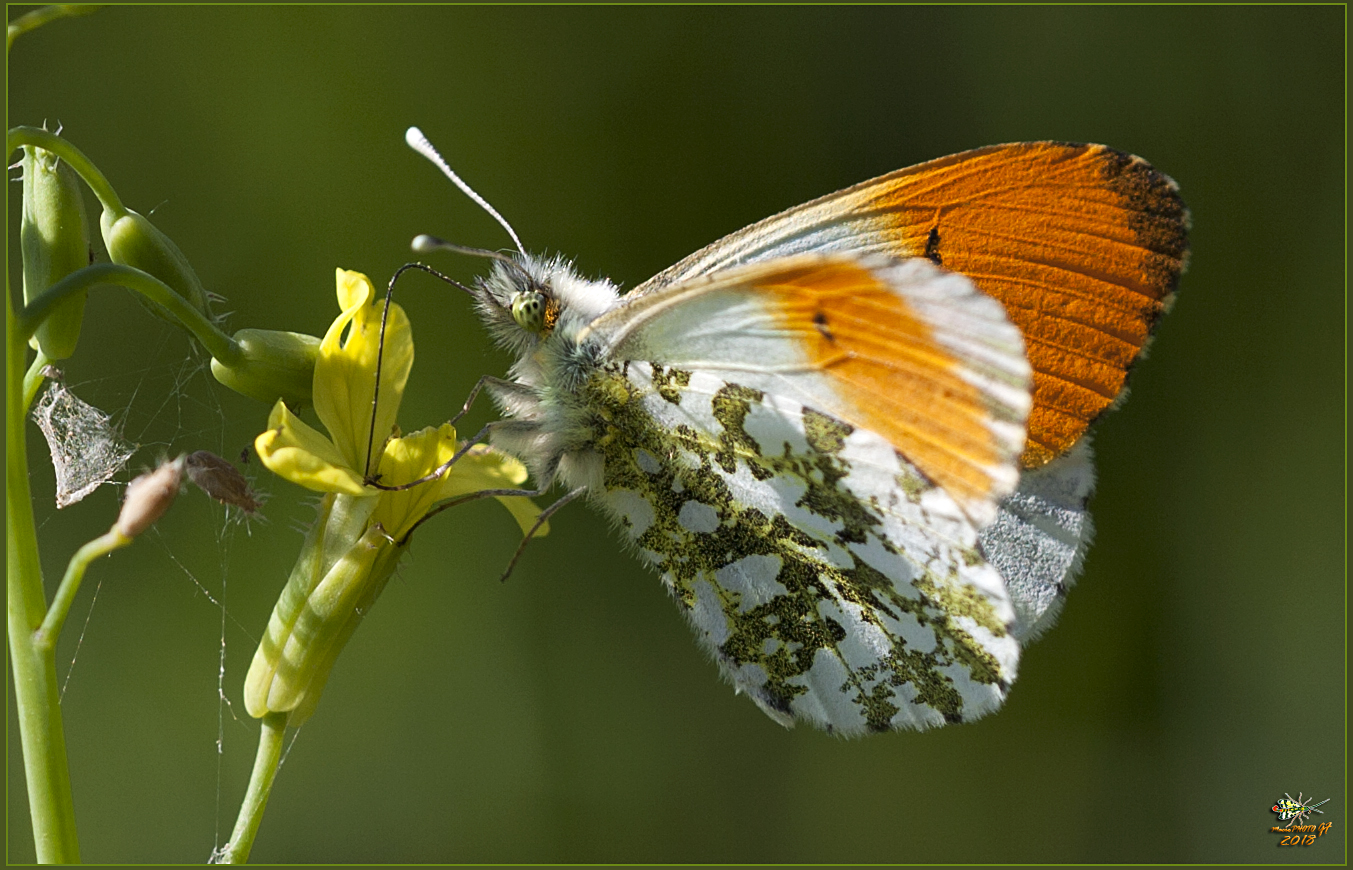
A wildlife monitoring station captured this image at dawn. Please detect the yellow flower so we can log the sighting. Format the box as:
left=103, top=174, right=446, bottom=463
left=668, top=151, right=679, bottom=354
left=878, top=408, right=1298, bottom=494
left=253, top=268, right=539, bottom=539
left=245, top=269, right=542, bottom=723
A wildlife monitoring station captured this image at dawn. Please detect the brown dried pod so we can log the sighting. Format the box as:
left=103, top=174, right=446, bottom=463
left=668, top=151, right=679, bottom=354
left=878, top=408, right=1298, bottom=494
left=185, top=450, right=263, bottom=514
left=118, top=457, right=185, bottom=538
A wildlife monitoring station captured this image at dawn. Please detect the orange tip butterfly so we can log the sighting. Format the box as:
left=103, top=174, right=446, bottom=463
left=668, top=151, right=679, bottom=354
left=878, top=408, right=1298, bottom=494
left=405, top=127, right=1188, bottom=735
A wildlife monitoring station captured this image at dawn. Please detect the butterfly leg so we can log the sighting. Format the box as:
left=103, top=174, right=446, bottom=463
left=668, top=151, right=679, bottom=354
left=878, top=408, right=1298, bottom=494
left=396, top=480, right=552, bottom=544
left=366, top=420, right=503, bottom=492
left=498, top=485, right=587, bottom=582
left=396, top=483, right=585, bottom=581
left=448, top=374, right=518, bottom=428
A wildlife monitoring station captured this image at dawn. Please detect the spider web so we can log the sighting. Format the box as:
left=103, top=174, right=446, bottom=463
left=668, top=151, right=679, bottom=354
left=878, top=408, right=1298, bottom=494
left=31, top=378, right=136, bottom=508
left=24, top=328, right=274, bottom=860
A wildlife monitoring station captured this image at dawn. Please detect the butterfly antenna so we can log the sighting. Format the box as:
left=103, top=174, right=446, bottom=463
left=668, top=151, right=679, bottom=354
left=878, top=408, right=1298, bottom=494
left=363, top=262, right=478, bottom=479
left=405, top=126, right=525, bottom=255
left=411, top=234, right=518, bottom=266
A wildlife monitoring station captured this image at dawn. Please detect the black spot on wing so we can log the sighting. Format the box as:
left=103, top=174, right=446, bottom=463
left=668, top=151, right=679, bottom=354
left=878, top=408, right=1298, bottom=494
left=813, top=310, right=835, bottom=342
left=924, top=226, right=943, bottom=265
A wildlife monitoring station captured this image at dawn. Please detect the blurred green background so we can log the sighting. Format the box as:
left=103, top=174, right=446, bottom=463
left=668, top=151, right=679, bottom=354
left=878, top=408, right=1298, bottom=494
left=7, top=6, right=1344, bottom=863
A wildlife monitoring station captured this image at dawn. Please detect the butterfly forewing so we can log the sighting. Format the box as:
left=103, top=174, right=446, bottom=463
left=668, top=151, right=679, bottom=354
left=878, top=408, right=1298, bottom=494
left=636, top=142, right=1188, bottom=469
left=586, top=255, right=1031, bottom=526
left=977, top=438, right=1096, bottom=641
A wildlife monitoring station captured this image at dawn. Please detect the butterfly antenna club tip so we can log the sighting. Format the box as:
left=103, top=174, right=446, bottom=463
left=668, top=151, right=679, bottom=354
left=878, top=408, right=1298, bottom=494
left=405, top=125, right=525, bottom=255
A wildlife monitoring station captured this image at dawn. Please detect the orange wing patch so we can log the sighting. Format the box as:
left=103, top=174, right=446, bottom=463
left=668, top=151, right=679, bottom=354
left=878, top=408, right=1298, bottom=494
left=851, top=143, right=1188, bottom=467
left=759, top=260, right=1008, bottom=514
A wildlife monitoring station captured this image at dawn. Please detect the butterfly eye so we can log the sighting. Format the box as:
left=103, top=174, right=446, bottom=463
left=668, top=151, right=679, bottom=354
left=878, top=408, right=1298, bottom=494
left=510, top=290, right=556, bottom=335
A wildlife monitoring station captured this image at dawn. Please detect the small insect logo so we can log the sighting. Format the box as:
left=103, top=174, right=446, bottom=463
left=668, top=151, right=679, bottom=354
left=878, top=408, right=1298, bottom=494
left=1272, top=793, right=1330, bottom=826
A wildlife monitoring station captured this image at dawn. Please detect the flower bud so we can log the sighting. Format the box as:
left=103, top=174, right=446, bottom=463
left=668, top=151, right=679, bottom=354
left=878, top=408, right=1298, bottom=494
left=210, top=328, right=320, bottom=407
left=117, top=456, right=185, bottom=538
left=21, top=146, right=92, bottom=359
left=244, top=494, right=402, bottom=724
left=100, top=206, right=212, bottom=326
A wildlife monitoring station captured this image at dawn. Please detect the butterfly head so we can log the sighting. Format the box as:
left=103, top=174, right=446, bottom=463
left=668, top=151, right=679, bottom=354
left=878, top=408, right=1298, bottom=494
left=403, top=127, right=622, bottom=360
left=474, top=253, right=621, bottom=359
left=474, top=253, right=561, bottom=353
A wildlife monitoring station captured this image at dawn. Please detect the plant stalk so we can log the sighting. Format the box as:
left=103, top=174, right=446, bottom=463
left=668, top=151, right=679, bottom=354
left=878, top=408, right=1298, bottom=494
left=7, top=286, right=81, bottom=863
left=34, top=527, right=131, bottom=654
left=214, top=712, right=288, bottom=864
left=22, top=350, right=52, bottom=412
left=18, top=262, right=241, bottom=365
left=7, top=5, right=103, bottom=54
left=7, top=125, right=123, bottom=216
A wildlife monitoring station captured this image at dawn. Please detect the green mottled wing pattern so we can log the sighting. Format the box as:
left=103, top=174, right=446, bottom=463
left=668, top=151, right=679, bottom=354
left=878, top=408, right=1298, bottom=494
left=581, top=360, right=1021, bottom=734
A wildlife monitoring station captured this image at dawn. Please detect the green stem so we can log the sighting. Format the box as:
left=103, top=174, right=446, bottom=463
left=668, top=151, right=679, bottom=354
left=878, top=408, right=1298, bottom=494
left=215, top=712, right=289, bottom=864
left=7, top=125, right=124, bottom=216
left=6, top=5, right=103, bottom=54
left=7, top=286, right=81, bottom=863
left=19, top=263, right=242, bottom=365
left=22, top=349, right=51, bottom=412
left=34, top=527, right=131, bottom=654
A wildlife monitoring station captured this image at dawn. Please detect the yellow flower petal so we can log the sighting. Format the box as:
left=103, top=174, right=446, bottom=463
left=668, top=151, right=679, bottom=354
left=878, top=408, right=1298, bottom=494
left=436, top=445, right=546, bottom=538
left=368, top=428, right=545, bottom=541
left=334, top=267, right=370, bottom=312
left=255, top=400, right=370, bottom=495
left=371, top=423, right=460, bottom=542
left=313, top=269, right=413, bottom=475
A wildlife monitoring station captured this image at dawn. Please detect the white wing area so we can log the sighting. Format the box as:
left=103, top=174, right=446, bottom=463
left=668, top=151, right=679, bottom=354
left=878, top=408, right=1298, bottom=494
left=582, top=254, right=1032, bottom=527
left=981, top=439, right=1096, bottom=642
left=579, top=361, right=1022, bottom=734
left=591, top=257, right=1028, bottom=433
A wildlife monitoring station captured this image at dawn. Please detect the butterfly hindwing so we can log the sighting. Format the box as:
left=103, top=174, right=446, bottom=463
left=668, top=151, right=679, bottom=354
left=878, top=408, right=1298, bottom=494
left=582, top=360, right=1020, bottom=733
left=571, top=254, right=1033, bottom=732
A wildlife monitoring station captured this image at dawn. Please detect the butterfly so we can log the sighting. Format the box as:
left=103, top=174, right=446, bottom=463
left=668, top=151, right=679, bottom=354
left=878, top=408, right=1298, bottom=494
left=404, top=128, right=1188, bottom=735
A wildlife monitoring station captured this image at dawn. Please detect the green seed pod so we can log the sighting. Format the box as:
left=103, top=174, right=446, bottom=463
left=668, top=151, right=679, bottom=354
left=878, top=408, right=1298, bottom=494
left=100, top=206, right=212, bottom=325
left=210, top=328, right=320, bottom=407
left=21, top=146, right=92, bottom=359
